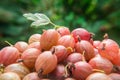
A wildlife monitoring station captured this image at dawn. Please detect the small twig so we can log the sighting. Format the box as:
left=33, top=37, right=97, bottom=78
left=38, top=68, right=43, bottom=78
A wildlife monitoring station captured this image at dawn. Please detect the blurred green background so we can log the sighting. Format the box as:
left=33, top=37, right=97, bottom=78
left=0, top=0, right=120, bottom=48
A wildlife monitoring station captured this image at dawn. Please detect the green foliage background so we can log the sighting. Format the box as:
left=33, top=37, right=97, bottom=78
left=0, top=0, right=120, bottom=48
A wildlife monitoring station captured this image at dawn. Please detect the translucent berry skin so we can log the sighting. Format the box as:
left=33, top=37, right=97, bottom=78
left=71, top=28, right=91, bottom=42
left=97, top=39, right=119, bottom=62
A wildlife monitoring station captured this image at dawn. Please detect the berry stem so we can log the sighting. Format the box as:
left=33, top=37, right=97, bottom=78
left=38, top=68, right=43, bottom=78
left=49, top=21, right=62, bottom=29
left=77, top=35, right=81, bottom=42
left=92, top=69, right=105, bottom=73
left=89, top=32, right=95, bottom=39
left=64, top=62, right=75, bottom=77
left=16, top=59, right=24, bottom=63
left=64, top=64, right=70, bottom=77
left=49, top=21, right=56, bottom=27
left=66, top=47, right=73, bottom=54
left=101, top=43, right=106, bottom=50
left=5, top=41, right=13, bottom=46
left=103, top=33, right=109, bottom=39
left=0, top=64, right=5, bottom=68
left=0, top=64, right=5, bottom=73
left=82, top=51, right=86, bottom=62
left=54, top=25, right=62, bottom=29
left=113, top=65, right=120, bottom=72
left=51, top=46, right=56, bottom=54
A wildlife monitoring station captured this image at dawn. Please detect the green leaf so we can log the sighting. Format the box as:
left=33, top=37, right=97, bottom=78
left=23, top=13, right=51, bottom=27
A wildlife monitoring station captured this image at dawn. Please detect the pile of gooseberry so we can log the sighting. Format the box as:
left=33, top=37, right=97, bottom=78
left=0, top=13, right=120, bottom=80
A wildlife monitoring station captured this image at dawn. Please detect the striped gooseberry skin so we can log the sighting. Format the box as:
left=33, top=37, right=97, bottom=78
left=71, top=28, right=91, bottom=43
left=23, top=72, right=41, bottom=80
left=66, top=52, right=83, bottom=63
left=56, top=27, right=70, bottom=36
left=97, top=38, right=119, bottom=62
left=93, top=40, right=101, bottom=48
left=50, top=64, right=66, bottom=80
left=4, top=63, right=30, bottom=79
left=0, top=46, right=20, bottom=66
left=27, top=42, right=41, bottom=50
left=0, top=72, right=21, bottom=80
left=28, top=33, right=41, bottom=44
left=40, top=29, right=60, bottom=51
left=86, top=72, right=112, bottom=80
left=57, top=35, right=75, bottom=49
left=35, top=51, right=57, bottom=76
left=71, top=61, right=93, bottom=80
left=112, top=50, right=120, bottom=66
left=20, top=48, right=41, bottom=69
left=108, top=73, right=120, bottom=80
left=89, top=55, right=113, bottom=74
left=14, top=41, right=28, bottom=53
left=75, top=40, right=95, bottom=61
left=64, top=78, right=76, bottom=80
left=51, top=45, right=68, bottom=63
